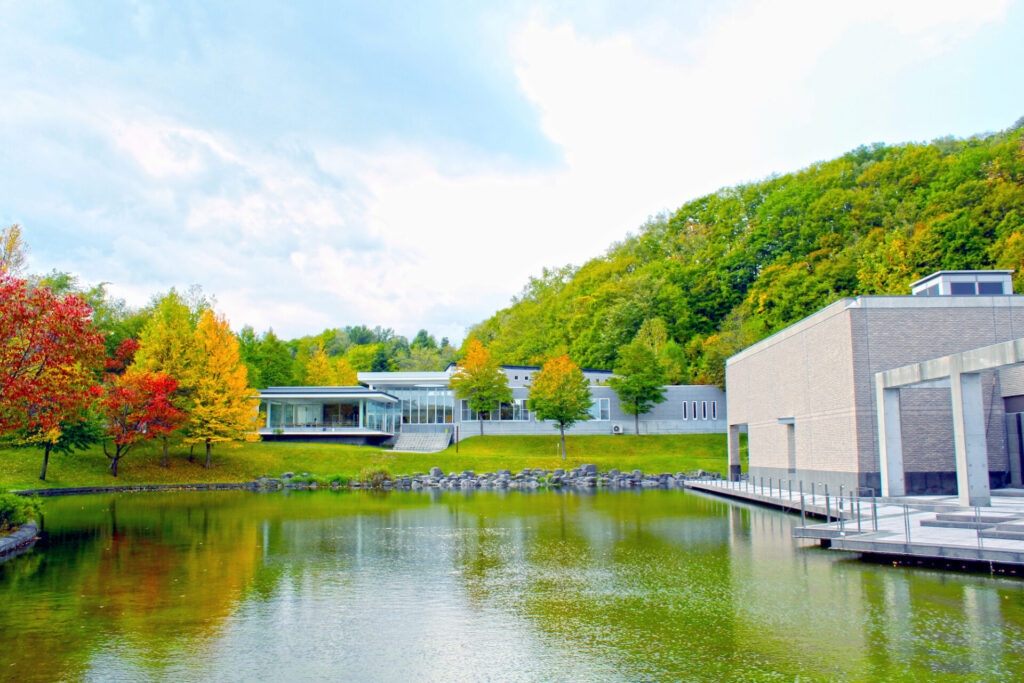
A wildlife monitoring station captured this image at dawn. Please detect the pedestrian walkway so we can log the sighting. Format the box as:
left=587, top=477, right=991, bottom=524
left=686, top=479, right=1024, bottom=567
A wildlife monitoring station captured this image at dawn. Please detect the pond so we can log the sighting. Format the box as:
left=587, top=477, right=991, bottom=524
left=1, top=488, right=1022, bottom=681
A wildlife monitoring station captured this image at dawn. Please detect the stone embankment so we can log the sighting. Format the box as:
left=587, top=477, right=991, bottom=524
left=0, top=521, right=39, bottom=563
left=257, top=465, right=720, bottom=491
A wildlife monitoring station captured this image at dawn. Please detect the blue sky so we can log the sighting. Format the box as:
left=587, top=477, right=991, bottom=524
left=2, top=0, right=1023, bottom=342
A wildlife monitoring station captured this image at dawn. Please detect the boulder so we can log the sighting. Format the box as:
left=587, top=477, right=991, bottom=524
left=581, top=464, right=598, bottom=476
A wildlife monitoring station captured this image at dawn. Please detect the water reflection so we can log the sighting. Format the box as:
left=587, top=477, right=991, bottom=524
left=0, top=489, right=1021, bottom=681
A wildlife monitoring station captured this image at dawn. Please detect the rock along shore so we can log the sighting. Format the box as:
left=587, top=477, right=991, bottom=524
left=259, top=465, right=721, bottom=491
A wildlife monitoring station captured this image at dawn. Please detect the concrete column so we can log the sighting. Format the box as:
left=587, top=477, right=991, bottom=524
left=950, top=369, right=991, bottom=507
left=728, top=424, right=742, bottom=481
left=266, top=403, right=272, bottom=429
left=359, top=401, right=365, bottom=429
left=877, top=383, right=905, bottom=497
left=1010, top=414, right=1023, bottom=487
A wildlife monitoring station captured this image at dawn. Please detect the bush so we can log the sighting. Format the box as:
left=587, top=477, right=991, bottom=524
left=0, top=493, right=42, bottom=533
left=328, top=474, right=349, bottom=487
left=358, top=468, right=390, bottom=488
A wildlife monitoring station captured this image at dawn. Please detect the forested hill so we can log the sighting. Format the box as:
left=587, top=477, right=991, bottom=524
left=466, top=119, right=1024, bottom=387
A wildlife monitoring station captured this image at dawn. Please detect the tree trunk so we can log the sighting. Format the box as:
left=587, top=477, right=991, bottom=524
left=205, top=439, right=211, bottom=469
left=39, top=444, right=51, bottom=481
left=634, top=411, right=640, bottom=436
left=188, top=443, right=196, bottom=463
left=559, top=425, right=567, bottom=461
left=110, top=452, right=120, bottom=477
left=161, top=436, right=169, bottom=468
left=479, top=416, right=484, bottom=437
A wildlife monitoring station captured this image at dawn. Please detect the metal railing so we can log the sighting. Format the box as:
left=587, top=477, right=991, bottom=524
left=693, top=477, right=1012, bottom=551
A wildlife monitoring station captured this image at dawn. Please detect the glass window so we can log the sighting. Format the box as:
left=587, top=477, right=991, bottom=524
left=682, top=402, right=688, bottom=420
left=701, top=401, right=707, bottom=420
left=692, top=402, right=698, bottom=420
left=950, top=282, right=976, bottom=295
left=500, top=401, right=513, bottom=420
left=711, top=401, right=717, bottom=420
left=600, top=398, right=610, bottom=420
left=978, top=281, right=1004, bottom=295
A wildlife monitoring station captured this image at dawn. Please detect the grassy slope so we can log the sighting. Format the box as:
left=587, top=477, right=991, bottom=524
left=0, top=434, right=747, bottom=491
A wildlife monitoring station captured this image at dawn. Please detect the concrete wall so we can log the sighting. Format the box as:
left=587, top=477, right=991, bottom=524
left=728, top=295, right=1024, bottom=494
left=726, top=300, right=861, bottom=491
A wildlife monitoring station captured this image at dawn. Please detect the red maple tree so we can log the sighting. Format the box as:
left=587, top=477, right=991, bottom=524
left=0, top=275, right=104, bottom=440
left=105, top=338, right=141, bottom=374
left=98, top=371, right=185, bottom=476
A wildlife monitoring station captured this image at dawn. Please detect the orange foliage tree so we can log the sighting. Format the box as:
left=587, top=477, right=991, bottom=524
left=449, top=339, right=511, bottom=436
left=527, top=355, right=593, bottom=460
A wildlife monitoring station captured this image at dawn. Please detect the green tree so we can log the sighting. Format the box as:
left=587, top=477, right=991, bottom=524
left=132, top=290, right=201, bottom=466
left=256, top=329, right=294, bottom=387
left=449, top=339, right=511, bottom=437
left=527, top=355, right=593, bottom=460
left=607, top=340, right=667, bottom=436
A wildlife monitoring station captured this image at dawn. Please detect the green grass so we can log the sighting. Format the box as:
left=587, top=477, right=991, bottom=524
left=0, top=434, right=747, bottom=491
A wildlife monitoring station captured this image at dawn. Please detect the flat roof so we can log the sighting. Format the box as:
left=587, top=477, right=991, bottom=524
left=259, top=386, right=399, bottom=402
left=909, top=270, right=1014, bottom=288
left=726, top=294, right=1024, bottom=366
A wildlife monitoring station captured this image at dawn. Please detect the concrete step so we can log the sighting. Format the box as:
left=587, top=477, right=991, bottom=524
left=979, top=528, right=1024, bottom=541
left=921, top=519, right=997, bottom=530
left=934, top=512, right=1019, bottom=524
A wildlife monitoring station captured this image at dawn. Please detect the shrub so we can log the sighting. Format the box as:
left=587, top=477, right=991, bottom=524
left=358, top=468, right=390, bottom=488
left=0, top=493, right=42, bottom=533
left=328, top=474, right=350, bottom=487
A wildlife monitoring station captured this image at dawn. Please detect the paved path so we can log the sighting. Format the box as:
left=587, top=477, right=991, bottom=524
left=686, top=479, right=1024, bottom=567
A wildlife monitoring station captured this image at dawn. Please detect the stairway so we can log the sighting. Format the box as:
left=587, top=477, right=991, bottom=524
left=391, top=432, right=452, bottom=453
left=918, top=511, right=1024, bottom=540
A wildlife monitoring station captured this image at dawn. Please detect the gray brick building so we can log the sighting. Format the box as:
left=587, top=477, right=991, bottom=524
left=725, top=271, right=1024, bottom=497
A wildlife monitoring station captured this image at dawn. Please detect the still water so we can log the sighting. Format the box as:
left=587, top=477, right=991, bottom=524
left=1, top=488, right=1022, bottom=682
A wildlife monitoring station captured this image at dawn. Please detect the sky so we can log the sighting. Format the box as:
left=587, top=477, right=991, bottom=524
left=2, top=0, right=1023, bottom=343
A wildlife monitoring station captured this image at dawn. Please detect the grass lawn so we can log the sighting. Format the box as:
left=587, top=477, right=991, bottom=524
left=0, top=433, right=747, bottom=491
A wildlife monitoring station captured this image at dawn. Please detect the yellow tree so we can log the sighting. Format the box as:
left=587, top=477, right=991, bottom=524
left=449, top=339, right=511, bottom=437
left=0, top=224, right=28, bottom=275
left=303, top=347, right=333, bottom=385
left=528, top=355, right=593, bottom=460
left=187, top=310, right=259, bottom=468
left=332, top=357, right=358, bottom=385
left=132, top=290, right=202, bottom=466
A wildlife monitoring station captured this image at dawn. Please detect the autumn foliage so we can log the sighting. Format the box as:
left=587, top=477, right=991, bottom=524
left=98, top=371, right=185, bottom=476
left=527, top=355, right=593, bottom=460
left=449, top=339, right=511, bottom=436
left=0, top=275, right=104, bottom=440
left=186, top=310, right=259, bottom=468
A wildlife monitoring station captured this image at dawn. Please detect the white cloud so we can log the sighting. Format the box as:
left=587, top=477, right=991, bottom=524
left=3, top=0, right=1016, bottom=344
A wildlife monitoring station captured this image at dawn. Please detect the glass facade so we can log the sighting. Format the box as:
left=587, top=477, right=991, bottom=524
left=389, top=387, right=454, bottom=425
left=460, top=399, right=530, bottom=421
left=265, top=400, right=399, bottom=433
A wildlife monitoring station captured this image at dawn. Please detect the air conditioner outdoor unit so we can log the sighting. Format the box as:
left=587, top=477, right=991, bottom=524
left=612, top=424, right=624, bottom=435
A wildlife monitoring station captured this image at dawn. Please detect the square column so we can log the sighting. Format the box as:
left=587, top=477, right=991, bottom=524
left=950, top=369, right=991, bottom=507
left=728, top=424, right=742, bottom=481
left=876, top=383, right=905, bottom=497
